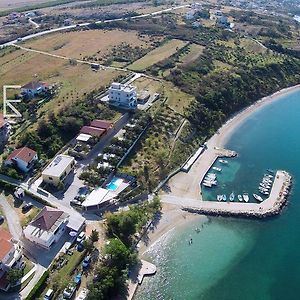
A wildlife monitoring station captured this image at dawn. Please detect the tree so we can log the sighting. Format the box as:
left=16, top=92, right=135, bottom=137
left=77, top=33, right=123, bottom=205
left=89, top=229, right=99, bottom=243
left=7, top=268, right=23, bottom=285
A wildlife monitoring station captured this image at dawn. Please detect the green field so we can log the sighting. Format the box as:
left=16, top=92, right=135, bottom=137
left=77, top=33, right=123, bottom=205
left=128, top=39, right=188, bottom=71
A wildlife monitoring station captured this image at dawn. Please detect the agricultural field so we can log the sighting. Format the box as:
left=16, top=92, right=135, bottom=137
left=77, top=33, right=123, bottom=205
left=128, top=39, right=189, bottom=71
left=178, top=43, right=205, bottom=66
left=0, top=47, right=124, bottom=114
left=0, top=0, right=51, bottom=11
left=24, top=29, right=161, bottom=63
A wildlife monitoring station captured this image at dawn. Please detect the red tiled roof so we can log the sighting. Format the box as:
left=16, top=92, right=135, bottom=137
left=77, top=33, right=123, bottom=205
left=31, top=207, right=64, bottom=231
left=90, top=120, right=112, bottom=130
left=21, top=81, right=47, bottom=90
left=7, top=147, right=37, bottom=163
left=0, top=229, right=13, bottom=261
left=80, top=126, right=105, bottom=137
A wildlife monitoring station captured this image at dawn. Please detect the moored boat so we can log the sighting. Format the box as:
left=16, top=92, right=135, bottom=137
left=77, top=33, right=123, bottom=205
left=242, top=193, right=249, bottom=202
left=219, top=159, right=228, bottom=164
left=253, top=193, right=263, bottom=202
left=229, top=192, right=235, bottom=201
left=212, top=167, right=222, bottom=172
left=238, top=195, right=243, bottom=202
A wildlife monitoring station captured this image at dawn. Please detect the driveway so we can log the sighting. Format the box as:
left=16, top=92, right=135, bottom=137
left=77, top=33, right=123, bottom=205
left=0, top=194, right=22, bottom=240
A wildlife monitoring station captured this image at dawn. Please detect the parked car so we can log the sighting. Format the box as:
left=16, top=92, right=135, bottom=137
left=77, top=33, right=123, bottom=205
left=76, top=232, right=86, bottom=244
left=70, top=200, right=82, bottom=206
left=44, top=289, right=54, bottom=300
left=76, top=242, right=85, bottom=252
left=63, top=283, right=76, bottom=299
left=74, top=273, right=82, bottom=286
left=0, top=215, right=4, bottom=223
left=75, top=186, right=89, bottom=201
left=22, top=202, right=33, bottom=212
left=82, top=256, right=91, bottom=268
left=75, top=288, right=88, bottom=300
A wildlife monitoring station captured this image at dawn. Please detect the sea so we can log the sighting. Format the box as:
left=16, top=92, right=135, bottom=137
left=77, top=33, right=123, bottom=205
left=134, top=87, right=300, bottom=300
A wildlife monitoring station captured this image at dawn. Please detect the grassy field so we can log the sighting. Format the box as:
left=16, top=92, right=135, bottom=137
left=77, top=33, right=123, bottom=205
left=128, top=39, right=189, bottom=71
left=24, top=29, right=158, bottom=63
left=178, top=43, right=205, bottom=66
left=133, top=76, right=195, bottom=114
left=0, top=47, right=124, bottom=116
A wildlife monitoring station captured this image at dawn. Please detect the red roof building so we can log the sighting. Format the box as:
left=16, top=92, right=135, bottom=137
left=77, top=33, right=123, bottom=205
left=5, top=147, right=38, bottom=172
left=80, top=126, right=105, bottom=137
left=90, top=119, right=113, bottom=131
left=0, top=229, right=13, bottom=262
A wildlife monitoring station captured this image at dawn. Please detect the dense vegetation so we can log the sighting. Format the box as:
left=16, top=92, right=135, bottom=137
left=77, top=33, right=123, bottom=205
left=88, top=197, right=161, bottom=299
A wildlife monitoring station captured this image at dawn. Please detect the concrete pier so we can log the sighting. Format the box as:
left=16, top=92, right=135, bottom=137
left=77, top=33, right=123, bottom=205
left=182, top=170, right=292, bottom=219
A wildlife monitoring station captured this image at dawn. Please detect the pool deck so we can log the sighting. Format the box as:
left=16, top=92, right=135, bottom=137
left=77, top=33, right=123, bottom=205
left=162, top=170, right=292, bottom=219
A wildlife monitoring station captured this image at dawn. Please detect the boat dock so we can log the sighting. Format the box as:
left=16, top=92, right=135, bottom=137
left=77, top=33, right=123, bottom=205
left=179, top=170, right=292, bottom=219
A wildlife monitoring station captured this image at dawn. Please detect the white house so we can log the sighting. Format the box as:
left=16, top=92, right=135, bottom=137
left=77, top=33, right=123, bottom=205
left=23, top=207, right=69, bottom=249
left=81, top=187, right=116, bottom=210
left=21, top=81, right=48, bottom=98
left=5, top=147, right=38, bottom=172
left=108, top=82, right=137, bottom=110
left=42, top=154, right=75, bottom=186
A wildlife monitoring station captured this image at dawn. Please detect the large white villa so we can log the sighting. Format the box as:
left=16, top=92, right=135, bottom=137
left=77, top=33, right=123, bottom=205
left=108, top=82, right=137, bottom=110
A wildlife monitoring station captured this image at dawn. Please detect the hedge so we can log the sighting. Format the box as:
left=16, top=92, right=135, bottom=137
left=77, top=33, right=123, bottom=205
left=24, top=270, right=49, bottom=300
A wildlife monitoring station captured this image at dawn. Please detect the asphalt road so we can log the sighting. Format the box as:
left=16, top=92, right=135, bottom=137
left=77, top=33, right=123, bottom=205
left=0, top=5, right=189, bottom=48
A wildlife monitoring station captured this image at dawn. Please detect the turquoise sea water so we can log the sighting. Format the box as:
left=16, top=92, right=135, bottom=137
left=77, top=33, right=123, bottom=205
left=135, top=88, right=300, bottom=300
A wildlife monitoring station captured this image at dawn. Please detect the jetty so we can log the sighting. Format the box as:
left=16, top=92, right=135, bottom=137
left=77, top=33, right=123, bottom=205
left=162, top=171, right=292, bottom=219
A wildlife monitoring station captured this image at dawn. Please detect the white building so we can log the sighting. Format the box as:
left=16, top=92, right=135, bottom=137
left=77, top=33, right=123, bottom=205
left=23, top=207, right=69, bottom=249
left=81, top=187, right=116, bottom=210
left=108, top=82, right=137, bottom=110
left=42, top=154, right=75, bottom=186
left=5, top=147, right=38, bottom=173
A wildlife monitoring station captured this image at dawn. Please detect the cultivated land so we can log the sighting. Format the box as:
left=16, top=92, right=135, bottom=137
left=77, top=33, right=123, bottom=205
left=128, top=39, right=189, bottom=71
left=179, top=43, right=205, bottom=66
left=24, top=29, right=161, bottom=63
left=0, top=0, right=51, bottom=11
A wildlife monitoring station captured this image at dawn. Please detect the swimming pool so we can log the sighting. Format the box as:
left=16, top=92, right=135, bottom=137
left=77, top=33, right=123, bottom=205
left=106, top=177, right=123, bottom=191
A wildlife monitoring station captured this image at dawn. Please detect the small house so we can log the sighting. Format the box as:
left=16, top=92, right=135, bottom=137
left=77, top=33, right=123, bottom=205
left=21, top=81, right=48, bottom=98
left=108, top=82, right=137, bottom=110
left=42, top=154, right=75, bottom=186
left=5, top=147, right=38, bottom=172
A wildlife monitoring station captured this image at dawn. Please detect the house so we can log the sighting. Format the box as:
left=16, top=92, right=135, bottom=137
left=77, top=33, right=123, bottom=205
left=108, top=82, right=137, bottom=110
left=21, top=81, right=48, bottom=98
left=0, top=229, right=22, bottom=291
left=23, top=207, right=69, bottom=249
left=5, top=147, right=38, bottom=172
left=42, top=154, right=75, bottom=186
left=80, top=126, right=105, bottom=138
left=216, top=16, right=230, bottom=28
left=90, top=120, right=113, bottom=132
left=137, top=91, right=151, bottom=104
left=0, top=114, right=10, bottom=149
left=64, top=18, right=72, bottom=26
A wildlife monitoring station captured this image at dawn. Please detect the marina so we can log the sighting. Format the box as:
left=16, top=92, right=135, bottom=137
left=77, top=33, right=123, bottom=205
left=184, top=170, right=292, bottom=219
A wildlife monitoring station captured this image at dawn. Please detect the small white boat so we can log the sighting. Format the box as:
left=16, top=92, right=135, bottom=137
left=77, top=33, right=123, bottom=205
left=253, top=193, right=263, bottom=202
left=243, top=193, right=249, bottom=202
left=238, top=195, right=243, bottom=202
left=203, top=182, right=212, bottom=187
left=217, top=195, right=222, bottom=201
left=223, top=194, right=227, bottom=201
left=229, top=192, right=235, bottom=201
left=212, top=167, right=222, bottom=172
left=219, top=159, right=228, bottom=164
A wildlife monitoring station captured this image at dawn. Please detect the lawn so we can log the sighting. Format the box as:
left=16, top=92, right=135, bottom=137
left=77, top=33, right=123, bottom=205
left=128, top=39, right=189, bottom=71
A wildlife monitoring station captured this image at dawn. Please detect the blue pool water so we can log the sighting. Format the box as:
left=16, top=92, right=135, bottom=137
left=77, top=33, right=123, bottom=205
left=106, top=177, right=122, bottom=191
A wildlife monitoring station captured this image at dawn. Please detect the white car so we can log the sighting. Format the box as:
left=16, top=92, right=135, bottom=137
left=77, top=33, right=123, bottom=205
left=75, top=288, right=88, bottom=300
left=76, top=232, right=86, bottom=243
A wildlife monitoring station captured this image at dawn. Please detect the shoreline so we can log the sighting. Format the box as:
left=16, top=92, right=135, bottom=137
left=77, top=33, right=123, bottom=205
left=133, top=84, right=300, bottom=298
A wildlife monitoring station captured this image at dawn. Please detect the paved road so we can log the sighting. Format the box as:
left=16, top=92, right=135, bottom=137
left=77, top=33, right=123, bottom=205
left=0, top=5, right=189, bottom=48
left=0, top=195, right=22, bottom=240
